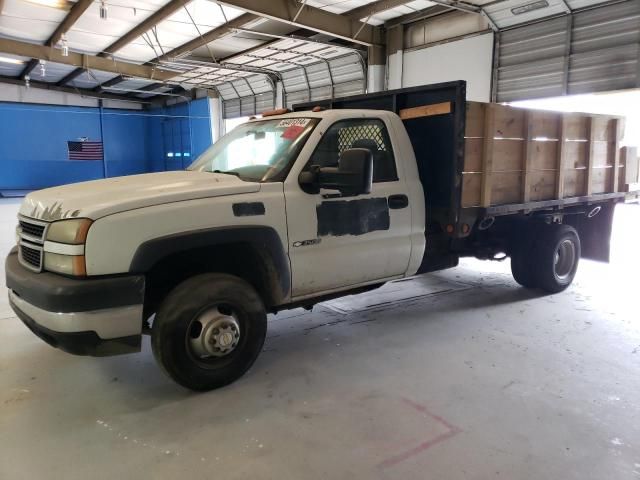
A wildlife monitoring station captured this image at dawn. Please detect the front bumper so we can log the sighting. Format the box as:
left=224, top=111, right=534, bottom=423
left=5, top=247, right=145, bottom=357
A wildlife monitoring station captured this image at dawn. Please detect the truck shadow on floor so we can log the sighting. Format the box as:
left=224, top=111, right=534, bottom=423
left=97, top=273, right=551, bottom=402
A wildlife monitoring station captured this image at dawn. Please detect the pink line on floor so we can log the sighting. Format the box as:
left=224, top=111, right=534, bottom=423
left=377, top=397, right=461, bottom=469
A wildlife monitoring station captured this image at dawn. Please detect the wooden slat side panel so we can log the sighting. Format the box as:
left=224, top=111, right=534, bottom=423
left=465, top=102, right=484, bottom=138
left=591, top=167, right=613, bottom=195
left=591, top=141, right=615, bottom=168
left=492, top=140, right=526, bottom=172
left=489, top=172, right=523, bottom=205
left=493, top=105, right=526, bottom=139
left=564, top=141, right=589, bottom=169
left=461, top=102, right=626, bottom=207
left=586, top=117, right=596, bottom=196
left=622, top=146, right=639, bottom=186
left=611, top=119, right=623, bottom=193
left=530, top=141, right=560, bottom=170
left=565, top=116, right=589, bottom=141
left=461, top=172, right=481, bottom=207
left=522, top=111, right=533, bottom=203
left=530, top=111, right=562, bottom=140
left=564, top=169, right=588, bottom=198
left=529, top=171, right=557, bottom=201
left=464, top=138, right=483, bottom=172
left=480, top=104, right=496, bottom=207
left=555, top=116, right=568, bottom=199
left=399, top=102, right=452, bottom=120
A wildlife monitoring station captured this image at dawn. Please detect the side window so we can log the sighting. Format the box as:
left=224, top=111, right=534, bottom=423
left=306, top=118, right=398, bottom=183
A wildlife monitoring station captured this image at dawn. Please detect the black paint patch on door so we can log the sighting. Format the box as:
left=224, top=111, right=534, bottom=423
left=317, top=198, right=390, bottom=237
left=233, top=202, right=266, bottom=217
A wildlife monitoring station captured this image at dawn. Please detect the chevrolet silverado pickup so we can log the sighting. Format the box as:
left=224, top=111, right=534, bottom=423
left=6, top=82, right=640, bottom=390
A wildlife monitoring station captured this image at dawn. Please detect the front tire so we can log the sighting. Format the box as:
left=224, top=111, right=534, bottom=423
left=152, top=273, right=267, bottom=391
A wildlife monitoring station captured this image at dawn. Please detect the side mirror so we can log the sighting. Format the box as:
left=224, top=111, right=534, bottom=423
left=299, top=148, right=373, bottom=196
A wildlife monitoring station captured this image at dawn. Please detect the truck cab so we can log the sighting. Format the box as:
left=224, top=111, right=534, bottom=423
left=6, top=108, right=426, bottom=391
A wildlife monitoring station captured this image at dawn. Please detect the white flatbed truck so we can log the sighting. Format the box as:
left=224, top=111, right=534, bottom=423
left=6, top=81, right=640, bottom=390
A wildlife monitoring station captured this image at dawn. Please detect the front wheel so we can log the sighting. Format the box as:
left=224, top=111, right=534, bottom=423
left=151, top=273, right=267, bottom=391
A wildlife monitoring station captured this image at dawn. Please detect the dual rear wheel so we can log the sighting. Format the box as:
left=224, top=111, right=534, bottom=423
left=510, top=223, right=581, bottom=293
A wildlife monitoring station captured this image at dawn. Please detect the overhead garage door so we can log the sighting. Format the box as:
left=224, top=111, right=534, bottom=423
left=496, top=0, right=640, bottom=102
left=282, top=53, right=366, bottom=109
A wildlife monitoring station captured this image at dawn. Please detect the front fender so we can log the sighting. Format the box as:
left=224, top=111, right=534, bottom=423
left=129, top=226, right=291, bottom=303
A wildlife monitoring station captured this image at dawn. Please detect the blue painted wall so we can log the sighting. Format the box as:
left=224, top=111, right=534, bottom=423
left=0, top=98, right=213, bottom=193
left=146, top=98, right=213, bottom=173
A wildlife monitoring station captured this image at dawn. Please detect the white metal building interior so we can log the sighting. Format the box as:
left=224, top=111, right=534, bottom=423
left=0, top=0, right=639, bottom=478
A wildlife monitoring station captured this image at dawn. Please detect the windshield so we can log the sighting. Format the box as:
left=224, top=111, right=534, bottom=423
left=188, top=118, right=319, bottom=182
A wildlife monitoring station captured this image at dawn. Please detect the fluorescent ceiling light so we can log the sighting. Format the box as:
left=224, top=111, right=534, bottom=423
left=0, top=56, right=25, bottom=65
left=511, top=0, right=549, bottom=15
left=22, top=0, right=72, bottom=10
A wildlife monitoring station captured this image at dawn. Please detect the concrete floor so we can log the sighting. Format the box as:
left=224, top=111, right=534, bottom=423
left=1, top=197, right=639, bottom=480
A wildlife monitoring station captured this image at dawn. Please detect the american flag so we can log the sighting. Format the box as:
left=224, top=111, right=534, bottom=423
left=67, top=141, right=104, bottom=161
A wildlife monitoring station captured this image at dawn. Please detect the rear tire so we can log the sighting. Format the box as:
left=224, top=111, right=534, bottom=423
left=510, top=226, right=539, bottom=288
left=533, top=224, right=580, bottom=293
left=511, top=245, right=538, bottom=288
left=151, top=273, right=267, bottom=391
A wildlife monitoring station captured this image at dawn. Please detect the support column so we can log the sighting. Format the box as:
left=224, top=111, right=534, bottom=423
left=207, top=91, right=222, bottom=143
left=386, top=24, right=404, bottom=90
left=367, top=45, right=386, bottom=93
left=275, top=80, right=285, bottom=109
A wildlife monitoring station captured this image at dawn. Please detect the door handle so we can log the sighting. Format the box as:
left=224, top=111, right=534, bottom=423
left=388, top=194, right=409, bottom=209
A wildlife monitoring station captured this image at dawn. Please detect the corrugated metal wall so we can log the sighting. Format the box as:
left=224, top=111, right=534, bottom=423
left=496, top=0, right=640, bottom=102
left=218, top=52, right=365, bottom=118
left=282, top=53, right=366, bottom=109
left=218, top=75, right=275, bottom=119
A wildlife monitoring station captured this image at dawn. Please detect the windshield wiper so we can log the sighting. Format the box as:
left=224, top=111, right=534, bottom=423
left=212, top=170, right=241, bottom=177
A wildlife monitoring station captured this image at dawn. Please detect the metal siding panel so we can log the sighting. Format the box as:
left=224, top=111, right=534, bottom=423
left=499, top=16, right=568, bottom=66
left=497, top=16, right=568, bottom=101
left=223, top=98, right=241, bottom=119
left=568, top=1, right=640, bottom=94
left=333, top=80, right=365, bottom=98
left=571, top=1, right=640, bottom=54
left=485, top=0, right=568, bottom=29
left=255, top=92, right=275, bottom=112
left=286, top=89, right=310, bottom=109
left=496, top=0, right=640, bottom=101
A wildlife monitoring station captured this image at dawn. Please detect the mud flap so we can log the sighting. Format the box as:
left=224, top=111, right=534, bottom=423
left=565, top=203, right=616, bottom=262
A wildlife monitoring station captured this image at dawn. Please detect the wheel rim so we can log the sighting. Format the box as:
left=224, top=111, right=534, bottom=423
left=554, top=239, right=576, bottom=282
left=188, top=305, right=241, bottom=360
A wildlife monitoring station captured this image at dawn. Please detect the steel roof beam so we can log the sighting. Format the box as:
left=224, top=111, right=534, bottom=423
left=345, top=0, right=415, bottom=20
left=0, top=74, right=150, bottom=103
left=60, top=0, right=193, bottom=86
left=383, top=4, right=453, bottom=27
left=151, top=12, right=259, bottom=64
left=21, top=0, right=93, bottom=78
left=0, top=37, right=176, bottom=82
left=214, top=0, right=384, bottom=46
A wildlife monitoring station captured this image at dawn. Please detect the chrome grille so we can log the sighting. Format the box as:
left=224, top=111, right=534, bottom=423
left=19, top=243, right=43, bottom=272
left=17, top=216, right=48, bottom=273
left=19, top=220, right=46, bottom=241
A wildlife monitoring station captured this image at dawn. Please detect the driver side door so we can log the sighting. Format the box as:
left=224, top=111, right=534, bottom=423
left=284, top=117, right=413, bottom=298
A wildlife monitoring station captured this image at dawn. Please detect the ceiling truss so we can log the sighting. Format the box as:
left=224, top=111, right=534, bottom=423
left=0, top=0, right=600, bottom=104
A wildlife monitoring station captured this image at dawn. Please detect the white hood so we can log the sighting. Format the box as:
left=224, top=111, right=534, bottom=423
left=20, top=171, right=261, bottom=221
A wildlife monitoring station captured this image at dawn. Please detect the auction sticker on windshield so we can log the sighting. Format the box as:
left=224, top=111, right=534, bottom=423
left=277, top=118, right=311, bottom=128
left=279, top=118, right=311, bottom=140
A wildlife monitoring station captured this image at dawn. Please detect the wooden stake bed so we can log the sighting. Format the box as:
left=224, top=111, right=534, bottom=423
left=461, top=102, right=636, bottom=208
left=293, top=81, right=640, bottom=241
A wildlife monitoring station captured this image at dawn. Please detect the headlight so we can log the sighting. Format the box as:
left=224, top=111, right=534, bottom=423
left=43, top=218, right=92, bottom=276
left=46, top=218, right=93, bottom=245
left=44, top=252, right=87, bottom=277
